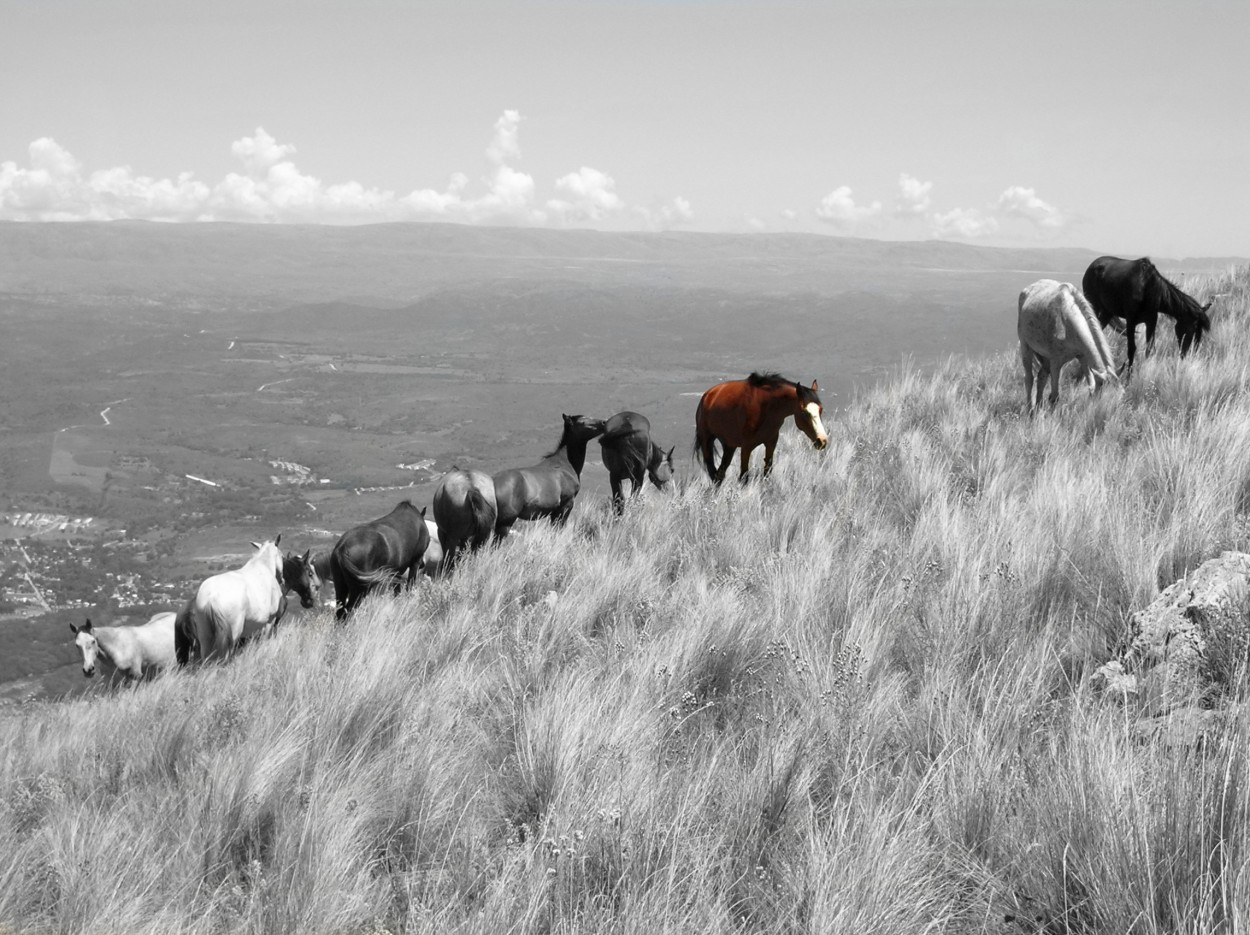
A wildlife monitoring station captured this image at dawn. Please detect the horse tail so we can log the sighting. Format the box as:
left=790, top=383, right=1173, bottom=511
left=1073, top=286, right=1118, bottom=381
left=335, top=547, right=398, bottom=586
left=467, top=487, right=495, bottom=547
left=174, top=599, right=196, bottom=666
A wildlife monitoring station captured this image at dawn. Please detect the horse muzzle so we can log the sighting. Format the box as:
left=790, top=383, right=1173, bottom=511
left=82, top=667, right=94, bottom=678
left=300, top=595, right=318, bottom=610
left=813, top=436, right=829, bottom=451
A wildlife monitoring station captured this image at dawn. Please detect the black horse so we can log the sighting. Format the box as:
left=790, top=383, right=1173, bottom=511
left=328, top=500, right=430, bottom=621
left=598, top=411, right=675, bottom=514
left=1082, top=256, right=1212, bottom=374
left=493, top=414, right=606, bottom=537
left=174, top=548, right=322, bottom=664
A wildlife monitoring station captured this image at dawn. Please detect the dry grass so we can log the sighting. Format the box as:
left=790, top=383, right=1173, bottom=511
left=2, top=265, right=1249, bottom=934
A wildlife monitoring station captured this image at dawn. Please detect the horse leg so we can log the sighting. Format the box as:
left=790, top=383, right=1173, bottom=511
left=609, top=474, right=625, bottom=515
left=1123, top=324, right=1138, bottom=376
left=1021, top=344, right=1035, bottom=416
left=762, top=439, right=778, bottom=476
left=713, top=445, right=735, bottom=485
left=738, top=446, right=753, bottom=482
left=1033, top=360, right=1047, bottom=413
left=1047, top=364, right=1061, bottom=409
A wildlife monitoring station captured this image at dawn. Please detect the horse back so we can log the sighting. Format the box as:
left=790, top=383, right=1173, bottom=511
left=600, top=412, right=652, bottom=482
left=697, top=379, right=780, bottom=446
left=136, top=612, right=177, bottom=670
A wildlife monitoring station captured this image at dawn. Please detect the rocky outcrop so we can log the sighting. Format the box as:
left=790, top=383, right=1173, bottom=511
left=1095, top=551, right=1250, bottom=715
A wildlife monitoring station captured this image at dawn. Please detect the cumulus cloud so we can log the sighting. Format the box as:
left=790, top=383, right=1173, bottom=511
left=0, top=113, right=690, bottom=230
left=895, top=173, right=932, bottom=217
left=486, top=109, right=523, bottom=166
left=547, top=166, right=624, bottom=222
left=815, top=185, right=882, bottom=229
left=996, top=185, right=1066, bottom=230
left=930, top=206, right=999, bottom=239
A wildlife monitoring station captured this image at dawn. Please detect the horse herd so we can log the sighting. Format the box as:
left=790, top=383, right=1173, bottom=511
left=1018, top=255, right=1214, bottom=413
left=69, top=254, right=1211, bottom=683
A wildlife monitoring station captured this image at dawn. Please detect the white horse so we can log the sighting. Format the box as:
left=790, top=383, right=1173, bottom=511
left=69, top=614, right=176, bottom=682
left=189, top=537, right=285, bottom=662
left=1018, top=278, right=1119, bottom=415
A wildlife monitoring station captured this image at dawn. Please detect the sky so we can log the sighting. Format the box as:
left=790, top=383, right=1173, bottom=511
left=2, top=0, right=1247, bottom=258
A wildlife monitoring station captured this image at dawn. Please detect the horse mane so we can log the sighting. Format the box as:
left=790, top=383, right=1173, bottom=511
left=1071, top=287, right=1118, bottom=377
left=1141, top=258, right=1212, bottom=333
left=747, top=371, right=789, bottom=388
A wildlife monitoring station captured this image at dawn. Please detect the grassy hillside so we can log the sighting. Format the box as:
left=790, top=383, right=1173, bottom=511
left=1, top=264, right=1248, bottom=934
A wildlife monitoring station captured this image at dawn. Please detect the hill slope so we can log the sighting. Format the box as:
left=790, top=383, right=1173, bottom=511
left=1, top=263, right=1248, bottom=934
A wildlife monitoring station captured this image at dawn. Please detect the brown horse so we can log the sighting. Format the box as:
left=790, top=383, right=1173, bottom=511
left=695, top=372, right=828, bottom=483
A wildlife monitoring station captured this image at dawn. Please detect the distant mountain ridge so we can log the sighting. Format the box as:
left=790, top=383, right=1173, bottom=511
left=2, top=220, right=1236, bottom=309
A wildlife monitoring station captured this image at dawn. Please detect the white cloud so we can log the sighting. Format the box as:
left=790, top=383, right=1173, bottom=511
left=0, top=114, right=689, bottom=230
left=815, top=185, right=882, bottom=229
left=230, top=127, right=296, bottom=177
left=547, top=166, right=624, bottom=222
left=930, top=206, right=999, bottom=239
left=996, top=185, right=1066, bottom=230
left=486, top=109, right=522, bottom=166
left=895, top=173, right=932, bottom=217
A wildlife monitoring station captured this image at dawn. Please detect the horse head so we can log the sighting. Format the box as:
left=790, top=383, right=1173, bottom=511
left=1177, top=300, right=1213, bottom=356
left=794, top=380, right=829, bottom=450
left=284, top=548, right=322, bottom=609
left=562, top=413, right=608, bottom=443
left=69, top=619, right=99, bottom=677
left=648, top=445, right=676, bottom=490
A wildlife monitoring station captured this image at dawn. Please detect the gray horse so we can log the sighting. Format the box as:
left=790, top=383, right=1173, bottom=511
left=1017, top=279, right=1118, bottom=415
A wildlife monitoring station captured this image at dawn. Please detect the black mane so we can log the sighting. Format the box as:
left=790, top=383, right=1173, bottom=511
left=747, top=371, right=820, bottom=404
left=747, top=371, right=790, bottom=389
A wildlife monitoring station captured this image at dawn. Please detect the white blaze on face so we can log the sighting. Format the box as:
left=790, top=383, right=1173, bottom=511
left=76, top=632, right=98, bottom=674
left=804, top=402, right=829, bottom=446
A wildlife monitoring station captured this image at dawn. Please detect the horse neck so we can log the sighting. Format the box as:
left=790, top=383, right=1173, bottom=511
left=91, top=629, right=119, bottom=670
left=758, top=383, right=801, bottom=418
left=562, top=437, right=591, bottom=475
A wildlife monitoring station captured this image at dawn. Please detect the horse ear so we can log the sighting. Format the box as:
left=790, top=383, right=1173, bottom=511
left=667, top=446, right=675, bottom=461
left=251, top=541, right=261, bottom=550
left=274, top=533, right=281, bottom=547
left=811, top=379, right=820, bottom=392
left=70, top=622, right=79, bottom=634
left=302, top=549, right=311, bottom=562
left=420, top=506, right=427, bottom=516
left=1203, top=300, right=1213, bottom=312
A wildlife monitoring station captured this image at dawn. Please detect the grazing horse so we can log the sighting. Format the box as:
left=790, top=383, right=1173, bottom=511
left=329, top=500, right=430, bottom=620
left=493, top=414, right=607, bottom=537
left=695, top=372, right=828, bottom=484
left=1082, top=255, right=1212, bottom=374
left=598, top=411, right=675, bottom=514
left=432, top=467, right=498, bottom=566
left=189, top=537, right=286, bottom=662
left=1017, top=279, right=1119, bottom=415
left=70, top=614, right=175, bottom=682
